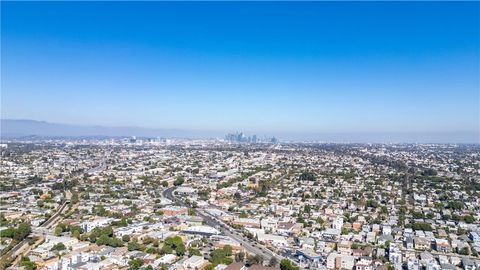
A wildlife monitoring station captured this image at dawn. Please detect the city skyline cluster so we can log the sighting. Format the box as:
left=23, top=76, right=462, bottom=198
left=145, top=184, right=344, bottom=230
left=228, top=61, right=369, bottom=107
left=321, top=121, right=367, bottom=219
left=224, top=132, right=278, bottom=144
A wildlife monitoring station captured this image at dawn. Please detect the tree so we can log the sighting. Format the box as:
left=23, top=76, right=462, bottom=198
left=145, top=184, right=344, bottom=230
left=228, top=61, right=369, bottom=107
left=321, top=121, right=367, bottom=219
left=72, top=230, right=80, bottom=239
left=162, top=236, right=186, bottom=256
left=188, top=247, right=201, bottom=256
left=235, top=251, right=245, bottom=262
left=269, top=257, right=279, bottom=267
left=122, top=235, right=131, bottom=242
left=248, top=254, right=264, bottom=265
left=464, top=215, right=475, bottom=224
left=146, top=247, right=157, bottom=254
left=96, top=234, right=111, bottom=246
left=176, top=243, right=186, bottom=256
left=71, top=192, right=79, bottom=204
left=51, top=243, right=66, bottom=251
left=161, top=244, right=173, bottom=254
left=299, top=172, right=316, bottom=181
left=223, top=245, right=232, bottom=256
left=118, top=218, right=128, bottom=227
left=447, top=201, right=464, bottom=210
left=88, top=226, right=114, bottom=243
left=54, top=226, right=63, bottom=236
left=128, top=241, right=142, bottom=251
left=14, top=223, right=31, bottom=241
left=21, top=256, right=36, bottom=270
left=410, top=222, right=433, bottom=231
left=209, top=246, right=234, bottom=266
left=37, top=200, right=44, bottom=207
left=174, top=176, right=185, bottom=186
left=108, top=237, right=124, bottom=247
left=22, top=262, right=36, bottom=270
left=421, top=168, right=437, bottom=176
left=459, top=247, right=470, bottom=255
left=128, top=258, right=144, bottom=270
left=280, top=259, right=299, bottom=270
left=162, top=181, right=169, bottom=187
left=93, top=205, right=108, bottom=216
left=1, top=228, right=15, bottom=238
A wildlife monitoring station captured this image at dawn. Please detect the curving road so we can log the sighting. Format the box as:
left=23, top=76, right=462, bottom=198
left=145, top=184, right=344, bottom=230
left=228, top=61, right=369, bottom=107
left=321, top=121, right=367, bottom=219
left=163, top=187, right=283, bottom=263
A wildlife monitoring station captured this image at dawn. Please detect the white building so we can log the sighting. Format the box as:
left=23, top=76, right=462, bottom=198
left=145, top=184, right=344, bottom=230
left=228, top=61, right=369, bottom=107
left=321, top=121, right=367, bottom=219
left=80, top=218, right=113, bottom=233
left=389, top=243, right=402, bottom=264
left=183, top=255, right=207, bottom=270
left=382, top=225, right=392, bottom=235
left=332, top=217, right=343, bottom=230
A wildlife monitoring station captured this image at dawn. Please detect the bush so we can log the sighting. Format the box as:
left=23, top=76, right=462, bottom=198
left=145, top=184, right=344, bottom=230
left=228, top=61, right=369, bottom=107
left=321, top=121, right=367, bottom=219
left=280, top=259, right=299, bottom=270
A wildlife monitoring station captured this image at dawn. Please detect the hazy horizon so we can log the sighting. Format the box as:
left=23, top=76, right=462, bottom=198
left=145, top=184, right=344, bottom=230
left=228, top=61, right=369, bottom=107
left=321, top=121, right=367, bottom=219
left=1, top=2, right=479, bottom=142
left=1, top=119, right=478, bottom=143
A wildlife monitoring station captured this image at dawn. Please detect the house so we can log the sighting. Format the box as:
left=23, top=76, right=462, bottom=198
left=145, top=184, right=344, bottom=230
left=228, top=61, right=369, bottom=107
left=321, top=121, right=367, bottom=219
left=323, top=228, right=341, bottom=241
left=153, top=254, right=177, bottom=267
left=161, top=206, right=188, bottom=216
left=405, top=237, right=414, bottom=250
left=326, top=253, right=355, bottom=270
left=336, top=255, right=356, bottom=270
left=425, top=261, right=440, bottom=270
left=332, top=217, right=344, bottom=230
left=233, top=218, right=261, bottom=228
left=434, top=239, right=451, bottom=253
left=407, top=259, right=420, bottom=270
left=414, top=237, right=431, bottom=251
left=355, top=258, right=373, bottom=270
left=439, top=264, right=456, bottom=270
left=44, top=235, right=79, bottom=249
left=462, top=258, right=476, bottom=270
left=256, top=233, right=288, bottom=247
left=337, top=240, right=352, bottom=255
left=388, top=244, right=402, bottom=264
left=277, top=222, right=297, bottom=235
left=186, top=216, right=204, bottom=226
left=225, top=262, right=247, bottom=270
left=248, top=265, right=279, bottom=270
left=382, top=225, right=391, bottom=236
left=296, top=249, right=323, bottom=264
left=183, top=255, right=208, bottom=270
left=80, top=218, right=113, bottom=233
left=260, top=217, right=278, bottom=233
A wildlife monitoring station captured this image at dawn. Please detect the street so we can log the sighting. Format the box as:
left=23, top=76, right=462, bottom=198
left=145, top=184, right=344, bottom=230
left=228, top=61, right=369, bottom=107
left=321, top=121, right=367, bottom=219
left=162, top=187, right=283, bottom=263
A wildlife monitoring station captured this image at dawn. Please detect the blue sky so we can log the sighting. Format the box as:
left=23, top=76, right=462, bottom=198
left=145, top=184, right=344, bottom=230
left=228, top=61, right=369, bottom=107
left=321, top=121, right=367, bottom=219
left=1, top=2, right=479, bottom=141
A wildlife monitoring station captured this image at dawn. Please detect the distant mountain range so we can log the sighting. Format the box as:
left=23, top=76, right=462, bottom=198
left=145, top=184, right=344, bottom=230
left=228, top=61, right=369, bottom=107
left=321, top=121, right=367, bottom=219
left=0, top=119, right=222, bottom=138
left=1, top=119, right=478, bottom=143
